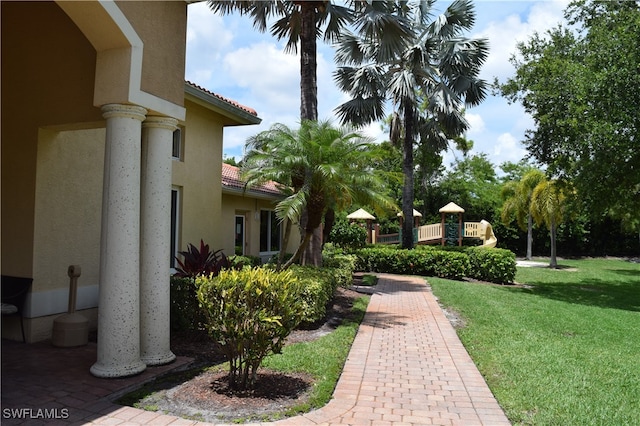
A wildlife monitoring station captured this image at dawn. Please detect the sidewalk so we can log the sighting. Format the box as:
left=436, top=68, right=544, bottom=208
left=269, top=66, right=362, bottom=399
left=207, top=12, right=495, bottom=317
left=2, top=274, right=510, bottom=426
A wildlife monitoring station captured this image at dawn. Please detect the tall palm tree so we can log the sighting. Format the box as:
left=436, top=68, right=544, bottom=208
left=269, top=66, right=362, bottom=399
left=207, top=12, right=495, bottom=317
left=242, top=119, right=396, bottom=269
left=208, top=1, right=354, bottom=121
left=530, top=179, right=567, bottom=268
left=334, top=0, right=488, bottom=249
left=501, top=169, right=546, bottom=260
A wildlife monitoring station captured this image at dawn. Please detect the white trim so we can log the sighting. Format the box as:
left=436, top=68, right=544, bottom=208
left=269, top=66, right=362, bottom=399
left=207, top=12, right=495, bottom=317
left=25, top=285, right=99, bottom=318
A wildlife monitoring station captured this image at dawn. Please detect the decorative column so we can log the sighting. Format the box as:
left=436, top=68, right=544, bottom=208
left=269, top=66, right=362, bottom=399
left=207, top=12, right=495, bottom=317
left=91, top=104, right=147, bottom=378
left=140, top=116, right=177, bottom=366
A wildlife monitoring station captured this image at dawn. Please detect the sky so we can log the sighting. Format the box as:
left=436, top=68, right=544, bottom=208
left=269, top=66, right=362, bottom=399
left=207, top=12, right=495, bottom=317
left=185, top=0, right=571, bottom=170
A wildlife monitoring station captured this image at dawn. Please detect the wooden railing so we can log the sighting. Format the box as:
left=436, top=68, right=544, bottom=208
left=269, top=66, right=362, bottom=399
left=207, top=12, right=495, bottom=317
left=375, top=221, right=487, bottom=245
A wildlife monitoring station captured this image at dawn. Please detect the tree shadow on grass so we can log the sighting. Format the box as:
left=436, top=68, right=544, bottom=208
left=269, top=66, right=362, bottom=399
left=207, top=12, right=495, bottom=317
left=509, top=277, right=640, bottom=312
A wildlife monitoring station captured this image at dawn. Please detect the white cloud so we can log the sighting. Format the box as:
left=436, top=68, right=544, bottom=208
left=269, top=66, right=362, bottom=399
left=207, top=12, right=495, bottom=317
left=466, top=113, right=486, bottom=136
left=475, top=1, right=568, bottom=82
left=493, top=132, right=528, bottom=163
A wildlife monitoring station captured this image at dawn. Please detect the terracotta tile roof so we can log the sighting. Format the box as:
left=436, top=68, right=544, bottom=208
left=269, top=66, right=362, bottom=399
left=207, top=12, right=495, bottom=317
left=222, top=163, right=282, bottom=197
left=186, top=81, right=258, bottom=116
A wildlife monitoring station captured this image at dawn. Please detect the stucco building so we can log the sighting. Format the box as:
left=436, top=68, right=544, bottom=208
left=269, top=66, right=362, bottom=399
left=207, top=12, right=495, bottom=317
left=1, top=1, right=299, bottom=378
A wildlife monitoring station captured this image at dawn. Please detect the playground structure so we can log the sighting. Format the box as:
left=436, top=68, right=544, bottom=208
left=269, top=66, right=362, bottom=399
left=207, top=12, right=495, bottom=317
left=350, top=202, right=497, bottom=247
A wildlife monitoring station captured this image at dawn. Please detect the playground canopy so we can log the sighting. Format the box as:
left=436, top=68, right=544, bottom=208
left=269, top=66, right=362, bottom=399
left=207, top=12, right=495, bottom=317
left=439, top=202, right=465, bottom=213
left=347, top=208, right=375, bottom=221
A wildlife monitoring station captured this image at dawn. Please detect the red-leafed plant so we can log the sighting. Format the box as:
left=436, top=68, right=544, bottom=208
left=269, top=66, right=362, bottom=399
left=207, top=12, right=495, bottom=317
left=174, top=239, right=231, bottom=279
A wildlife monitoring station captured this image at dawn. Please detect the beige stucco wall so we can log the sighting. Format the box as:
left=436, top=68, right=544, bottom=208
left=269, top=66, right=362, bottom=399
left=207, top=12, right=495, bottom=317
left=172, top=99, right=224, bottom=252
left=115, top=1, right=186, bottom=109
left=32, top=128, right=104, bottom=296
left=1, top=2, right=102, bottom=278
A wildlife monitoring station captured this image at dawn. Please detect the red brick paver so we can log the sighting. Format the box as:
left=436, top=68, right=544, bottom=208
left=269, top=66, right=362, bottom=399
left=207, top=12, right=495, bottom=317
left=1, top=274, right=509, bottom=426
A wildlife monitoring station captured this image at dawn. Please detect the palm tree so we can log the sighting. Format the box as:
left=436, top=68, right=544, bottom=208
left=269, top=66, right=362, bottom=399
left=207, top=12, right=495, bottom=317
left=501, top=169, right=546, bottom=260
left=208, top=1, right=357, bottom=265
left=208, top=1, right=354, bottom=121
left=334, top=0, right=488, bottom=249
left=242, top=119, right=396, bottom=269
left=530, top=179, right=567, bottom=268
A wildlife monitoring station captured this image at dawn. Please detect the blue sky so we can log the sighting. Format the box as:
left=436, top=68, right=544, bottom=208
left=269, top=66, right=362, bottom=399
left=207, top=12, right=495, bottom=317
left=185, top=0, right=570, bottom=169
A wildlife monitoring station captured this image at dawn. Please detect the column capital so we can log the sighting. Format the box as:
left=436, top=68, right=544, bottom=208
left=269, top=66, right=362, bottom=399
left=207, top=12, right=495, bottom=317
left=101, top=104, right=148, bottom=122
left=143, top=116, right=179, bottom=131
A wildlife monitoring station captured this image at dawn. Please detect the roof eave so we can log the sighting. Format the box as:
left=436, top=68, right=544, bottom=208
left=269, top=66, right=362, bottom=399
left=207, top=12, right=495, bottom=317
left=222, top=185, right=283, bottom=201
left=184, top=83, right=262, bottom=126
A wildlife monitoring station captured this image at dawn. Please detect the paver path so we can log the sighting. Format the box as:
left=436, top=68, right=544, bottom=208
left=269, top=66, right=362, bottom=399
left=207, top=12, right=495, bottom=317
left=274, top=274, right=510, bottom=426
left=2, top=274, right=510, bottom=426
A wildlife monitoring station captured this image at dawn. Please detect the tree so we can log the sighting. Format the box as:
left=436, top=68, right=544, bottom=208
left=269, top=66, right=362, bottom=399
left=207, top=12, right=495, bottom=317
left=208, top=1, right=353, bottom=121
left=530, top=179, right=568, bottom=268
left=334, top=0, right=488, bottom=249
left=208, top=1, right=355, bottom=265
left=500, top=169, right=546, bottom=260
left=242, top=120, right=395, bottom=269
left=497, top=0, right=640, bottom=231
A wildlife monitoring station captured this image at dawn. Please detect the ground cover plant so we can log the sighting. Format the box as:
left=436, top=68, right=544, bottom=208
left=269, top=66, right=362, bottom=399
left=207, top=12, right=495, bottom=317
left=428, top=258, right=640, bottom=425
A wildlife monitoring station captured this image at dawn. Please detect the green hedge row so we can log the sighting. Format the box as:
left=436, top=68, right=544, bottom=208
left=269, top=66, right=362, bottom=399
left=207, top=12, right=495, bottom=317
left=170, top=256, right=356, bottom=332
left=352, top=245, right=515, bottom=284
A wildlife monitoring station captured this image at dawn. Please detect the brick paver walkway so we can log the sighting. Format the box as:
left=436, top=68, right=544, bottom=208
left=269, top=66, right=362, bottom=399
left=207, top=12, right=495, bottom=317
left=1, top=274, right=509, bottom=426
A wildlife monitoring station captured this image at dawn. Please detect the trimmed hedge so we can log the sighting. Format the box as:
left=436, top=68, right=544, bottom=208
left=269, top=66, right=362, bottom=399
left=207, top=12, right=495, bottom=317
left=289, top=265, right=340, bottom=325
left=466, top=246, right=516, bottom=284
left=352, top=245, right=516, bottom=284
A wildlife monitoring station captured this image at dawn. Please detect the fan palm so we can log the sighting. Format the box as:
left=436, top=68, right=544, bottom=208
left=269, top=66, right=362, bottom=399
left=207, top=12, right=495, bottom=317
left=334, top=0, right=488, bottom=249
left=242, top=119, right=396, bottom=269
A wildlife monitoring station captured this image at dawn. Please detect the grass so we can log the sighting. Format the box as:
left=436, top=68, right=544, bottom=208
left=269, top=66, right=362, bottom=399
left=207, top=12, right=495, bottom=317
left=361, top=274, right=378, bottom=286
left=428, top=258, right=640, bottom=425
left=261, top=295, right=369, bottom=417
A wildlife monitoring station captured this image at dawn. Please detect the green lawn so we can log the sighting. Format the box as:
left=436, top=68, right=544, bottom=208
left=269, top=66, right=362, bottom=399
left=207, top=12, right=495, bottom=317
left=428, top=258, right=640, bottom=425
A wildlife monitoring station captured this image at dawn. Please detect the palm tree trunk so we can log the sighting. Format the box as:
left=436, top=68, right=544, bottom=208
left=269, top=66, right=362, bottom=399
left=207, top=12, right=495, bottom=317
left=549, top=218, right=558, bottom=268
left=277, top=218, right=293, bottom=271
left=283, top=231, right=313, bottom=270
left=299, top=3, right=317, bottom=121
left=401, top=105, right=415, bottom=250
left=299, top=3, right=320, bottom=265
left=322, top=208, right=336, bottom=249
left=526, top=213, right=533, bottom=260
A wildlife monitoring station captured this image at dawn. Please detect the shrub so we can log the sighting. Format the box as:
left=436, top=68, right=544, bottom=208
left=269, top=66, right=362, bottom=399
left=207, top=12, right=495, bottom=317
left=322, top=250, right=357, bottom=288
left=352, top=245, right=514, bottom=283
left=328, top=220, right=368, bottom=249
left=196, top=268, right=305, bottom=391
left=466, top=247, right=516, bottom=284
left=289, top=266, right=339, bottom=325
left=174, top=240, right=230, bottom=279
left=170, top=276, right=207, bottom=331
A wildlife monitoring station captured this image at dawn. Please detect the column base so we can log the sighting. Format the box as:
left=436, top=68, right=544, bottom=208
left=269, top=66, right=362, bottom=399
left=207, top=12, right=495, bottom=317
left=141, top=351, right=176, bottom=366
left=90, top=359, right=147, bottom=378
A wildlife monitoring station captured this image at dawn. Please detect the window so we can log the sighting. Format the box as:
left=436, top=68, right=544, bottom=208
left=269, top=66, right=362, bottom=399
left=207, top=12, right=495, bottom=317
left=259, top=210, right=281, bottom=254
left=235, top=215, right=245, bottom=256
left=172, top=127, right=184, bottom=160
left=170, top=187, right=181, bottom=268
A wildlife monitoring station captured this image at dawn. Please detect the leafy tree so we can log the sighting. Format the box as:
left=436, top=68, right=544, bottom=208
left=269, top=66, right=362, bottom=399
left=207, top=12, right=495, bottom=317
left=242, top=120, right=395, bottom=269
left=439, top=153, right=501, bottom=222
left=497, top=0, right=640, bottom=231
left=500, top=169, right=546, bottom=260
left=334, top=0, right=488, bottom=249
